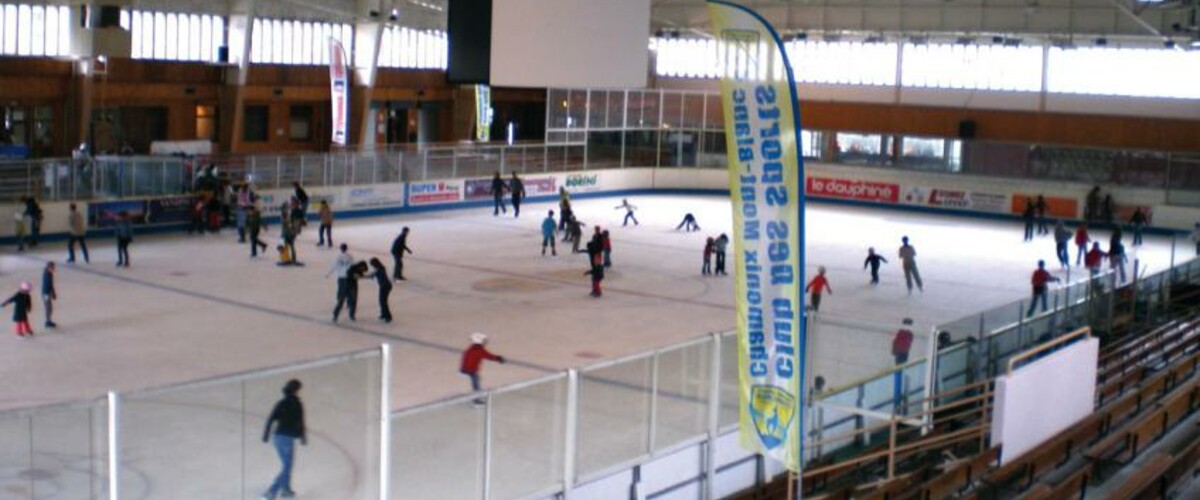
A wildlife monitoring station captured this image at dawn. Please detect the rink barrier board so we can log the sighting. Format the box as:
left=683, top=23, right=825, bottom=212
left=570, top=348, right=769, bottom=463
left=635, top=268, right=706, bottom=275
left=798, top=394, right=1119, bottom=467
left=1, top=166, right=1194, bottom=245
left=1, top=187, right=1188, bottom=247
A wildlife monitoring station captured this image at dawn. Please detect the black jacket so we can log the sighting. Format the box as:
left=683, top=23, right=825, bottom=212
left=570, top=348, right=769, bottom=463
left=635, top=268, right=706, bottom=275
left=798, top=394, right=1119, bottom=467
left=3, top=292, right=32, bottom=322
left=263, top=395, right=306, bottom=441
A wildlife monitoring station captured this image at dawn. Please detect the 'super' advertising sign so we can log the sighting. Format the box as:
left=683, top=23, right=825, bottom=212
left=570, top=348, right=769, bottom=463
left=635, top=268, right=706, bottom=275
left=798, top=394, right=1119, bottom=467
left=408, top=181, right=461, bottom=205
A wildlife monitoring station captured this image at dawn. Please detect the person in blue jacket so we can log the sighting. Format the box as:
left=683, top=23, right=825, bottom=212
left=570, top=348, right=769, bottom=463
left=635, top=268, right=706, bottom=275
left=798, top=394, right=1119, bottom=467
left=541, top=210, right=557, bottom=256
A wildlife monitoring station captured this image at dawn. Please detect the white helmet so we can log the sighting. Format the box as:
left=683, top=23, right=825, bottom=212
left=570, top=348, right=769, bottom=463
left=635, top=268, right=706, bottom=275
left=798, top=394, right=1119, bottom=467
left=470, top=332, right=488, bottom=345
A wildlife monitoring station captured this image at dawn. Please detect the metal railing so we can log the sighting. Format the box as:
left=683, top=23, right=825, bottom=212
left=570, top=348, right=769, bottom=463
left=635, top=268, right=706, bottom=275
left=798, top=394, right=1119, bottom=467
left=4, top=132, right=1199, bottom=206
left=808, top=255, right=1200, bottom=467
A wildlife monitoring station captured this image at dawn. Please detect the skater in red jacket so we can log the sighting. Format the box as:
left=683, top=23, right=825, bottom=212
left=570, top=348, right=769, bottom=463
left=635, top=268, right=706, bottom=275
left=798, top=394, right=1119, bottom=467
left=461, top=333, right=506, bottom=402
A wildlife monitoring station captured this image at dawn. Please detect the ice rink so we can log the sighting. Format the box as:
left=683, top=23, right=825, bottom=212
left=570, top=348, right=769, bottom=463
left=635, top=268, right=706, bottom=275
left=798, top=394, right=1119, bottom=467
left=0, top=193, right=1183, bottom=498
left=0, top=194, right=1180, bottom=412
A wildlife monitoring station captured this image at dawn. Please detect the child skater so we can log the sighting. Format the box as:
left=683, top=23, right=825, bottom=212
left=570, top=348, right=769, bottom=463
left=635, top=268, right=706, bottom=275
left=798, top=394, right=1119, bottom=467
left=702, top=237, right=715, bottom=275
left=584, top=240, right=605, bottom=297
left=614, top=199, right=639, bottom=226
left=3, top=281, right=34, bottom=337
left=805, top=266, right=833, bottom=311
left=864, top=247, right=888, bottom=285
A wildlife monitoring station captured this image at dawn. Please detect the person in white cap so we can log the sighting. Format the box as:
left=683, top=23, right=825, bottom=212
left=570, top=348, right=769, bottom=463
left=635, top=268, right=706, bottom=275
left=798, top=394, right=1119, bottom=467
left=460, top=333, right=506, bottom=402
left=2, top=281, right=34, bottom=337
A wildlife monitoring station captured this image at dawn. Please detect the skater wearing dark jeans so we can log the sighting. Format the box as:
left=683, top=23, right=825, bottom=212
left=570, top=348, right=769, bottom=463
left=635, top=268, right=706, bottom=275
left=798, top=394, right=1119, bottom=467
left=714, top=234, right=729, bottom=275
left=2, top=282, right=33, bottom=337
left=615, top=199, right=639, bottom=226
left=509, top=173, right=525, bottom=218
left=1054, top=220, right=1071, bottom=268
left=42, top=262, right=56, bottom=328
left=67, top=203, right=89, bottom=263
left=676, top=213, right=700, bottom=232
left=560, top=204, right=574, bottom=240
left=899, top=237, right=923, bottom=294
left=248, top=207, right=268, bottom=257
left=585, top=241, right=605, bottom=297
left=261, top=379, right=305, bottom=500
left=1022, top=198, right=1035, bottom=242
left=558, top=188, right=571, bottom=232
left=702, top=237, right=714, bottom=275
left=23, top=196, right=42, bottom=247
left=567, top=217, right=584, bottom=253
left=1035, top=195, right=1048, bottom=235
left=1027, top=260, right=1060, bottom=317
left=491, top=172, right=508, bottom=216
left=370, top=258, right=393, bottom=323
left=805, top=266, right=832, bottom=311
left=541, top=211, right=557, bottom=256
left=461, top=333, right=506, bottom=403
left=602, top=230, right=612, bottom=267
left=292, top=181, right=309, bottom=217
left=390, top=227, right=413, bottom=281
left=864, top=247, right=887, bottom=284
left=327, top=244, right=356, bottom=322
left=1129, top=208, right=1146, bottom=246
left=1074, top=224, right=1090, bottom=266
left=114, top=211, right=133, bottom=268
left=188, top=197, right=206, bottom=235
left=893, top=319, right=914, bottom=365
left=316, top=201, right=333, bottom=247
left=236, top=185, right=250, bottom=243
left=1109, top=232, right=1127, bottom=283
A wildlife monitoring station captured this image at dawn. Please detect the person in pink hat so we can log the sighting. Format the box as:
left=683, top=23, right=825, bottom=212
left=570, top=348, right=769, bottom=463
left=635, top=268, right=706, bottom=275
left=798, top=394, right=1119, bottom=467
left=2, top=281, right=34, bottom=337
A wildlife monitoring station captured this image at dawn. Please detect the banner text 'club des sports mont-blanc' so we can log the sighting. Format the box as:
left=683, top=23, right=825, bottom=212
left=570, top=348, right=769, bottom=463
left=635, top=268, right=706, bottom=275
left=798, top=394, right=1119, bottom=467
left=708, top=0, right=807, bottom=473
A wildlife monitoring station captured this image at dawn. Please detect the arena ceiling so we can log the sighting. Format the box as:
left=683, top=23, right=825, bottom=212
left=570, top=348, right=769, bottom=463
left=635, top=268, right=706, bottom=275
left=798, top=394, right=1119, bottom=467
left=112, top=0, right=1200, bottom=41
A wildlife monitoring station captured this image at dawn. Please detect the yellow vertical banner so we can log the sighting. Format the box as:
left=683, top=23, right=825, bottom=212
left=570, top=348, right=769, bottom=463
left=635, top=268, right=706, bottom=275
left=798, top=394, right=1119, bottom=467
left=707, top=0, right=807, bottom=473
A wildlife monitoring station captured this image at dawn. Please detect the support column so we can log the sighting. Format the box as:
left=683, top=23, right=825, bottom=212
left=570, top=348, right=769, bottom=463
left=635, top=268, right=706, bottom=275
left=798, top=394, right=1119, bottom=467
left=350, top=0, right=385, bottom=149
left=218, top=1, right=256, bottom=154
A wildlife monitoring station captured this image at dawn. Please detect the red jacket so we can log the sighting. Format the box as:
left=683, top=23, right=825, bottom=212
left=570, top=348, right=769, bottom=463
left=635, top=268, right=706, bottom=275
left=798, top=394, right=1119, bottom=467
left=461, top=344, right=502, bottom=374
left=1074, top=227, right=1089, bottom=246
left=806, top=275, right=831, bottom=295
left=1085, top=248, right=1106, bottom=269
left=1031, top=269, right=1053, bottom=290
left=893, top=329, right=914, bottom=355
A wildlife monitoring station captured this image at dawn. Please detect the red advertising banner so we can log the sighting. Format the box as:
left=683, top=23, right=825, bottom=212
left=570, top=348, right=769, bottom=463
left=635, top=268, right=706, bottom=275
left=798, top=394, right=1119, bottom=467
left=806, top=177, right=899, bottom=204
left=329, top=39, right=349, bottom=146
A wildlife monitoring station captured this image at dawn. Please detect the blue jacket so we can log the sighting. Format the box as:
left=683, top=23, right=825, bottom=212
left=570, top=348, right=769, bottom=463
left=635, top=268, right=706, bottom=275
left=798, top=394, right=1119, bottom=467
left=42, top=269, right=54, bottom=296
left=541, top=217, right=556, bottom=238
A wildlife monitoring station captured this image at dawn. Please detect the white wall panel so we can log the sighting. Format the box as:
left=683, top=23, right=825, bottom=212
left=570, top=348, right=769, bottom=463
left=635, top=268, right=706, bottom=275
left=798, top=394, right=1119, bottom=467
left=490, top=0, right=649, bottom=89
left=992, top=338, right=1098, bottom=465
